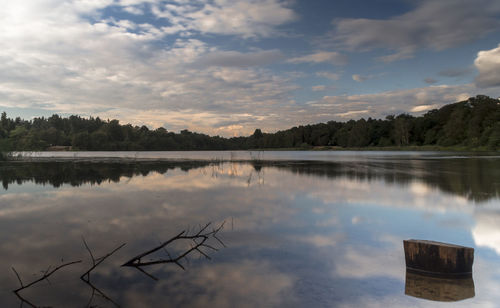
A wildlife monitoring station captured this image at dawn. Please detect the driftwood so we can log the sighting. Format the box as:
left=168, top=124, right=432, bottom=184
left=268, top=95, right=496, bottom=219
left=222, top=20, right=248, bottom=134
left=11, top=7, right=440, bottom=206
left=122, top=222, right=225, bottom=274
left=12, top=260, right=82, bottom=307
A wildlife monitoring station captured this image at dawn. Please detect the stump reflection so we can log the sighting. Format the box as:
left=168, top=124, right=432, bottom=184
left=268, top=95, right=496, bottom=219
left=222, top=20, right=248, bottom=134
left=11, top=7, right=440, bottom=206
left=405, top=270, right=475, bottom=302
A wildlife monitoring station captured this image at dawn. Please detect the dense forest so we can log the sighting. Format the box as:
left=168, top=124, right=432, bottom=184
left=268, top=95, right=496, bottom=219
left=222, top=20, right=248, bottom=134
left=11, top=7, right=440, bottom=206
left=0, top=95, right=498, bottom=151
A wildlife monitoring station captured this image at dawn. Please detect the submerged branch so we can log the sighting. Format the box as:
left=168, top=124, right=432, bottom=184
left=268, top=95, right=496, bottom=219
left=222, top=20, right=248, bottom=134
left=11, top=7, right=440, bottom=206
left=12, top=260, right=82, bottom=307
left=81, top=240, right=126, bottom=282
left=13, top=260, right=82, bottom=293
left=82, top=278, right=121, bottom=308
left=122, top=221, right=225, bottom=271
left=80, top=238, right=126, bottom=307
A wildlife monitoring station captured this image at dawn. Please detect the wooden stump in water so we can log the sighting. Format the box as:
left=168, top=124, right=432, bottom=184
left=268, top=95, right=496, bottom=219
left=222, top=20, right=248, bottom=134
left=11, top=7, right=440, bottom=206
left=403, top=239, right=474, bottom=277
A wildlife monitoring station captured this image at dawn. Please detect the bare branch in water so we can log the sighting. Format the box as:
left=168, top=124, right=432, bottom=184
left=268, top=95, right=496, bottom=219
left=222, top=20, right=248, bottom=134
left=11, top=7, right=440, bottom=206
left=122, top=221, right=225, bottom=272
left=13, top=260, right=81, bottom=293
left=134, top=266, right=159, bottom=281
left=12, top=260, right=82, bottom=307
left=80, top=238, right=126, bottom=307
left=81, top=239, right=126, bottom=282
left=10, top=222, right=225, bottom=305
left=11, top=267, right=23, bottom=288
left=82, top=278, right=121, bottom=308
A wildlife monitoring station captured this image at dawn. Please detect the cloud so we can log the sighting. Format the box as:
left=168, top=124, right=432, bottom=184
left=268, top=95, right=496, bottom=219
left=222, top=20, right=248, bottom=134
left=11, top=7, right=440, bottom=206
left=288, top=51, right=348, bottom=65
left=195, top=49, right=284, bottom=67
left=410, top=104, right=438, bottom=112
left=474, top=44, right=500, bottom=88
left=423, top=77, right=437, bottom=84
left=352, top=74, right=369, bottom=82
left=335, top=110, right=369, bottom=118
left=312, top=85, right=326, bottom=92
left=375, top=48, right=414, bottom=63
left=330, top=0, right=500, bottom=61
left=316, top=72, right=341, bottom=80
left=352, top=73, right=383, bottom=82
left=152, top=0, right=297, bottom=38
left=122, top=6, right=145, bottom=15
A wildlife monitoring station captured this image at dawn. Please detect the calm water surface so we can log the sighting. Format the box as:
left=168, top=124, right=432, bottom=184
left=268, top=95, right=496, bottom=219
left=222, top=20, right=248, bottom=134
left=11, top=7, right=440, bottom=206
left=0, top=151, right=499, bottom=307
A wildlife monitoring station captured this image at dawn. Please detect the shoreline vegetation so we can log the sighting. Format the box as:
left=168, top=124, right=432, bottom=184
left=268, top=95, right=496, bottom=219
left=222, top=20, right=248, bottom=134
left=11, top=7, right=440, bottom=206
left=0, top=95, right=498, bottom=158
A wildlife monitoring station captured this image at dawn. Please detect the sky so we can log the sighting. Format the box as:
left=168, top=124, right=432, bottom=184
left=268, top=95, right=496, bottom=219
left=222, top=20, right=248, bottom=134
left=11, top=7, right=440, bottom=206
left=1, top=0, right=500, bottom=136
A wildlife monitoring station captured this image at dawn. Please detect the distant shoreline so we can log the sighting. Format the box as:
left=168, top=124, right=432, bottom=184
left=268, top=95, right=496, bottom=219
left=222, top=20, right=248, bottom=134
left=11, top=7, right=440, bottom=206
left=13, top=146, right=494, bottom=154
left=21, top=146, right=498, bottom=152
left=269, top=145, right=498, bottom=152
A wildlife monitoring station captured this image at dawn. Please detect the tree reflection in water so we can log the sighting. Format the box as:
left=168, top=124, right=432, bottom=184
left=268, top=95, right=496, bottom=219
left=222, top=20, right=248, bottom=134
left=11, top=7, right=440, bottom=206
left=0, top=157, right=498, bottom=202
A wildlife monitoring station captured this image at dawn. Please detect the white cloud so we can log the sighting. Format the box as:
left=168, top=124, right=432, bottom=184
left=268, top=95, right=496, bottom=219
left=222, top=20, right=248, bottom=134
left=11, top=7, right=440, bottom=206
left=122, top=5, right=144, bottom=15
left=0, top=0, right=301, bottom=136
left=410, top=104, right=438, bottom=112
left=312, top=85, right=326, bottom=91
left=474, top=44, right=500, bottom=88
left=152, top=0, right=297, bottom=38
left=331, top=0, right=500, bottom=62
left=288, top=51, right=348, bottom=65
left=335, top=110, right=369, bottom=118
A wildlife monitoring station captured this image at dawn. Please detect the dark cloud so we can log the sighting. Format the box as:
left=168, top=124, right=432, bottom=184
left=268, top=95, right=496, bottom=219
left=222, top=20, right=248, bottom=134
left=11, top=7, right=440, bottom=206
left=352, top=74, right=369, bottom=82
left=329, top=0, right=500, bottom=62
left=423, top=77, right=437, bottom=84
left=195, top=50, right=284, bottom=68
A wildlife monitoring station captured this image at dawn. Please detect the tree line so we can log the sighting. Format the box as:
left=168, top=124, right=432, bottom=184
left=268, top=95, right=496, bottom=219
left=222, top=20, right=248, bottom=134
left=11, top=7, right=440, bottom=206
left=0, top=95, right=498, bottom=151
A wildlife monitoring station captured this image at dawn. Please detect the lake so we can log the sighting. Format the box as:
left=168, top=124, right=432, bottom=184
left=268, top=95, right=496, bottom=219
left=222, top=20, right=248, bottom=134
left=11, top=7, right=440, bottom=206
left=0, top=151, right=499, bottom=307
